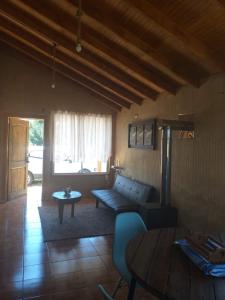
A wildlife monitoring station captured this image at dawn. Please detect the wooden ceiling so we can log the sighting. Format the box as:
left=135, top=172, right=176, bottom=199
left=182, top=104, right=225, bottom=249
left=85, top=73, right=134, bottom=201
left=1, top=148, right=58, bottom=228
left=0, top=0, right=225, bottom=111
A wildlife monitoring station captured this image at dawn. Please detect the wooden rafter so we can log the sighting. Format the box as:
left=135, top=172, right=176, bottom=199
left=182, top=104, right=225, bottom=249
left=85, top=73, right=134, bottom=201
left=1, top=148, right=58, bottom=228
left=2, top=0, right=180, bottom=94
left=123, top=0, right=225, bottom=72
left=0, top=0, right=222, bottom=109
left=54, top=0, right=211, bottom=86
left=0, top=38, right=122, bottom=112
left=0, top=1, right=161, bottom=101
left=0, top=28, right=126, bottom=110
left=0, top=12, right=143, bottom=106
left=0, top=21, right=132, bottom=109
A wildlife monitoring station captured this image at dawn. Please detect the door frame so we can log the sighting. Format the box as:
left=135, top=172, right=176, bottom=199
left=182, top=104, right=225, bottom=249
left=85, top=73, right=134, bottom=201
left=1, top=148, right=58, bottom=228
left=3, top=112, right=47, bottom=202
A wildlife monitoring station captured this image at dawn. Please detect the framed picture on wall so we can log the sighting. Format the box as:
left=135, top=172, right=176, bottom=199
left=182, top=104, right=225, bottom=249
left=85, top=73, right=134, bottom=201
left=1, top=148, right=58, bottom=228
left=128, top=125, right=137, bottom=147
left=144, top=124, right=153, bottom=146
left=128, top=119, right=156, bottom=149
left=136, top=125, right=144, bottom=146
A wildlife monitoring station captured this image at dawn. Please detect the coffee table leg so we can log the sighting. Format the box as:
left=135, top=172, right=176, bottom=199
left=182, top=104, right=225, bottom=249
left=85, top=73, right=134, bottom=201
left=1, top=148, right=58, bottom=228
left=71, top=203, right=75, bottom=217
left=58, top=203, right=64, bottom=224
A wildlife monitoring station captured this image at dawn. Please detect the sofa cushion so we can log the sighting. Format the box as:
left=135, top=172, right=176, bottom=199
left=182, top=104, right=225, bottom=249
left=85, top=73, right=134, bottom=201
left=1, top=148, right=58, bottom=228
left=91, top=189, right=139, bottom=212
left=113, top=175, right=156, bottom=204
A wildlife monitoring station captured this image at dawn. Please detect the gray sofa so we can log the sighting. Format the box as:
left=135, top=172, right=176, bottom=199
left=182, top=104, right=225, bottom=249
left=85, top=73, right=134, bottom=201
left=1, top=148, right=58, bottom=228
left=91, top=175, right=157, bottom=212
left=91, top=175, right=177, bottom=229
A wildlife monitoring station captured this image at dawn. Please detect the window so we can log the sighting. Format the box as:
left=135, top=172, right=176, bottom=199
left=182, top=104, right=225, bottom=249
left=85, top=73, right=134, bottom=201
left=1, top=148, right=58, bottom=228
left=53, top=111, right=112, bottom=174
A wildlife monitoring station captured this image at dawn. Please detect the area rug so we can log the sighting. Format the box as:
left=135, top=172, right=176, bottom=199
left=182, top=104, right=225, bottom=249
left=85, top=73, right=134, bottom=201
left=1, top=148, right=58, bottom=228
left=38, top=204, right=115, bottom=242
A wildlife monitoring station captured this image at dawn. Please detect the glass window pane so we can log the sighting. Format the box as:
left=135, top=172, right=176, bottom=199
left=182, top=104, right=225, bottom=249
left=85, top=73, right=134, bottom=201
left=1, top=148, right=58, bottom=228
left=53, top=112, right=112, bottom=174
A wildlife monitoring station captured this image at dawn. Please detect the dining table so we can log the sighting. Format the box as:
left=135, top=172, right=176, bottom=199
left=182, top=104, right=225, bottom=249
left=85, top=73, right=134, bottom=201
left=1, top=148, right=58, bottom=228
left=126, top=227, right=225, bottom=300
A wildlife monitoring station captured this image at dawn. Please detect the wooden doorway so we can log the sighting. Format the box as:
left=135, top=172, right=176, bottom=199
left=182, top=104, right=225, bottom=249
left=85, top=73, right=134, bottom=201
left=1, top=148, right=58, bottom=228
left=7, top=117, right=45, bottom=201
left=7, top=117, right=29, bottom=200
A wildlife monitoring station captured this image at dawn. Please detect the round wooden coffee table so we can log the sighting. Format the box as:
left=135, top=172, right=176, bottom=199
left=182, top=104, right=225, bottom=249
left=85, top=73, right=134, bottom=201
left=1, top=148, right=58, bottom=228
left=52, top=191, right=82, bottom=224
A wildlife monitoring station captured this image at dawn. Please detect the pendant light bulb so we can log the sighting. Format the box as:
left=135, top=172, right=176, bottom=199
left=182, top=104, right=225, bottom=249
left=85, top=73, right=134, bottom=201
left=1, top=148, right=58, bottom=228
left=76, top=42, right=82, bottom=53
left=75, top=0, right=82, bottom=53
left=51, top=43, right=57, bottom=89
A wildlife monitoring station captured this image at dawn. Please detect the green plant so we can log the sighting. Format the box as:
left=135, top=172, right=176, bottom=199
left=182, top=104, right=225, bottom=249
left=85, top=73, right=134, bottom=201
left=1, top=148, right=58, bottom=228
left=29, top=119, right=44, bottom=145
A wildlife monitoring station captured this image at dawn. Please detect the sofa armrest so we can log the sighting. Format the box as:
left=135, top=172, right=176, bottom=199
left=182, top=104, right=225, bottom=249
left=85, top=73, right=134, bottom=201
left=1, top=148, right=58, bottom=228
left=139, top=205, right=178, bottom=229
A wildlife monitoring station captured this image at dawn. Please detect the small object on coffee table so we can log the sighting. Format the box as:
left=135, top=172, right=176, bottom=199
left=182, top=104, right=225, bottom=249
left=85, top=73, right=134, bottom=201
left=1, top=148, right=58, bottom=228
left=52, top=191, right=82, bottom=224
left=64, top=187, right=71, bottom=197
left=186, top=233, right=225, bottom=264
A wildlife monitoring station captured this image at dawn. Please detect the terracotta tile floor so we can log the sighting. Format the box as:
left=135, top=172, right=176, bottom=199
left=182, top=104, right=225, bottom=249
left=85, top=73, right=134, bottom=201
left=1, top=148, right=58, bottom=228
left=0, top=185, right=155, bottom=300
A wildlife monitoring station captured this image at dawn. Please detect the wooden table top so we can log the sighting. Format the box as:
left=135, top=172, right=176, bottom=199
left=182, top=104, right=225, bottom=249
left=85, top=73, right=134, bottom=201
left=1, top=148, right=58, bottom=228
left=126, top=228, right=225, bottom=300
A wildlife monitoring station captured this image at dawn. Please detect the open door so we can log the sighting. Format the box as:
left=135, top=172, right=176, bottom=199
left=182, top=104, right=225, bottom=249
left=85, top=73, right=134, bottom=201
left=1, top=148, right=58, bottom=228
left=8, top=117, right=29, bottom=200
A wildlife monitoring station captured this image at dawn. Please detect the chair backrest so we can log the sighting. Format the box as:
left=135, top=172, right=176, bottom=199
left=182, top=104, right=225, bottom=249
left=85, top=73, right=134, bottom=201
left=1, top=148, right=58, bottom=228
left=112, top=212, right=147, bottom=283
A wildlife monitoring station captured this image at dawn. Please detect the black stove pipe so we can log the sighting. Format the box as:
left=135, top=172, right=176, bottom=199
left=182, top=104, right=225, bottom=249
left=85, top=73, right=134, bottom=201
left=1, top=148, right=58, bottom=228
left=158, top=120, right=194, bottom=207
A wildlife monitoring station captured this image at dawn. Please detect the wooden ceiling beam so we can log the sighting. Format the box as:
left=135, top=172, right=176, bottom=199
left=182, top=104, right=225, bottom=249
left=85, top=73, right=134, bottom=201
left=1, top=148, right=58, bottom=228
left=0, top=38, right=121, bottom=112
left=53, top=0, right=209, bottom=86
left=1, top=43, right=121, bottom=112
left=80, top=48, right=159, bottom=99
left=0, top=19, right=132, bottom=109
left=123, top=0, right=224, bottom=72
left=0, top=11, right=141, bottom=106
left=4, top=0, right=179, bottom=94
left=79, top=0, right=223, bottom=74
left=0, top=28, right=126, bottom=110
left=0, top=1, right=160, bottom=100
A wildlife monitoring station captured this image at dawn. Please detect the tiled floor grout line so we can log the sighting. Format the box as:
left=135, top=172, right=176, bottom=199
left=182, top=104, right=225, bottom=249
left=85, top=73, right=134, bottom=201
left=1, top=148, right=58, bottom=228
left=0, top=186, right=153, bottom=299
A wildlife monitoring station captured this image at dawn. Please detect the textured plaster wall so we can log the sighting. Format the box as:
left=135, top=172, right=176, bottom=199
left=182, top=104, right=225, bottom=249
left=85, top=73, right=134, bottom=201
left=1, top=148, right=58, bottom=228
left=0, top=45, right=115, bottom=202
left=116, top=74, right=225, bottom=231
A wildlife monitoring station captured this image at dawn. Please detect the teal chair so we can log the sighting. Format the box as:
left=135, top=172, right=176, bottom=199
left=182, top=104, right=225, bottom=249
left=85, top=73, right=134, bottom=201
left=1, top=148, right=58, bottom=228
left=98, top=212, right=147, bottom=299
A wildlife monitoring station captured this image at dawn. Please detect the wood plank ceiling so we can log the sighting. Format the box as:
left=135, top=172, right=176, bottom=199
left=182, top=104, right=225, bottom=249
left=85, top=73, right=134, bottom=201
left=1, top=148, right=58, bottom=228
left=0, top=0, right=225, bottom=111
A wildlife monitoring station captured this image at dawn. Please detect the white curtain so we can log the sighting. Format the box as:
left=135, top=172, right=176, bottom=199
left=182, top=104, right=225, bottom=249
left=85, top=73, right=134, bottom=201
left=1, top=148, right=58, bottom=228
left=53, top=111, right=112, bottom=162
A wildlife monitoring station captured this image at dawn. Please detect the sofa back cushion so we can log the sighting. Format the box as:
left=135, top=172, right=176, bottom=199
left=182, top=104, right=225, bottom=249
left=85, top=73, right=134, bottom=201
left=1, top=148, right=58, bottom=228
left=113, top=175, right=156, bottom=204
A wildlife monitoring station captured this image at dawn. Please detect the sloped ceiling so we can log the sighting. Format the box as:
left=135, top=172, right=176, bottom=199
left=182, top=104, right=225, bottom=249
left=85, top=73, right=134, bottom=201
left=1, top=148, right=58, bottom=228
left=0, top=0, right=225, bottom=111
